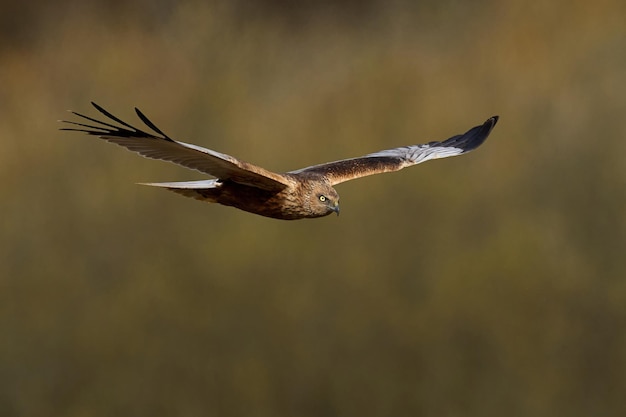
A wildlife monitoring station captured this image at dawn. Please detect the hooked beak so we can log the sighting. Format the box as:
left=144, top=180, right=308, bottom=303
left=332, top=202, right=340, bottom=216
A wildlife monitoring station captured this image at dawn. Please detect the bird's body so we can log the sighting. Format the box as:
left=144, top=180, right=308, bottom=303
left=163, top=174, right=337, bottom=220
left=62, top=103, right=498, bottom=220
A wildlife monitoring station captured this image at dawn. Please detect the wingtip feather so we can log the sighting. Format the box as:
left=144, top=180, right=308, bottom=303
left=134, top=107, right=173, bottom=140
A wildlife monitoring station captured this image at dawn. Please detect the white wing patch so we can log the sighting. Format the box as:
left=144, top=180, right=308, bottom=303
left=138, top=179, right=220, bottom=189
left=366, top=143, right=466, bottom=166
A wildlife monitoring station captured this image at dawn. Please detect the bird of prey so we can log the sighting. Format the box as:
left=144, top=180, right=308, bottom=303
left=62, top=103, right=498, bottom=220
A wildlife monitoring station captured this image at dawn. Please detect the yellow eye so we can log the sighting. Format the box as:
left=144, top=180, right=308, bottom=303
left=319, top=195, right=327, bottom=202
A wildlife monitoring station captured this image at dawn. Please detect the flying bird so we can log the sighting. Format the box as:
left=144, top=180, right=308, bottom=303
left=61, top=103, right=498, bottom=220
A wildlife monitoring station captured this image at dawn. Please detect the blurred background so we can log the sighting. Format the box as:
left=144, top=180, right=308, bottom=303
left=2, top=0, right=625, bottom=415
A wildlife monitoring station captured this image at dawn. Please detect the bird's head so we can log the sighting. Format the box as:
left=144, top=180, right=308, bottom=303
left=310, top=184, right=340, bottom=217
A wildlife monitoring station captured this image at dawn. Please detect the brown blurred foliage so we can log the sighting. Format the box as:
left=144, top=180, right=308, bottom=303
left=1, top=0, right=626, bottom=416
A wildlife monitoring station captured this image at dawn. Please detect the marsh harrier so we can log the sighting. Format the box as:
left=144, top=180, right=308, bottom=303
left=62, top=103, right=498, bottom=220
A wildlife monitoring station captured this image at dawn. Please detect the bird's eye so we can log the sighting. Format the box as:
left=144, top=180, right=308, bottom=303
left=319, top=195, right=327, bottom=202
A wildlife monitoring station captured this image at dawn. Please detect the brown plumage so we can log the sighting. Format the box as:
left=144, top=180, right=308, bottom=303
left=61, top=102, right=498, bottom=220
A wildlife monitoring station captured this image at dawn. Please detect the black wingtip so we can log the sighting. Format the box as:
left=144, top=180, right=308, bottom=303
left=90, top=101, right=106, bottom=115
left=465, top=115, right=499, bottom=150
left=440, top=115, right=499, bottom=152
left=61, top=102, right=174, bottom=140
left=483, top=115, right=499, bottom=135
left=134, top=107, right=173, bottom=140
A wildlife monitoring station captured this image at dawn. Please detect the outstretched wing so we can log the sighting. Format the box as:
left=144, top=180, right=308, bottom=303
left=61, top=102, right=291, bottom=191
left=290, top=116, right=498, bottom=185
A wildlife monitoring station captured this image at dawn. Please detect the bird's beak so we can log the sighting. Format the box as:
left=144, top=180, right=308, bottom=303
left=332, top=202, right=340, bottom=216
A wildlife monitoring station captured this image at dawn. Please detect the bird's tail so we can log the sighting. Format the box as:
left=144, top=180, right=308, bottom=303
left=138, top=180, right=221, bottom=202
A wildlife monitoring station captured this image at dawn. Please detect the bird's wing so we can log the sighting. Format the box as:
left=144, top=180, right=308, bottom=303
left=289, top=116, right=498, bottom=185
left=61, top=102, right=291, bottom=191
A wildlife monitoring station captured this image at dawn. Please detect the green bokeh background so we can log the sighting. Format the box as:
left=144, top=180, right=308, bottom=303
left=2, top=0, right=625, bottom=415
